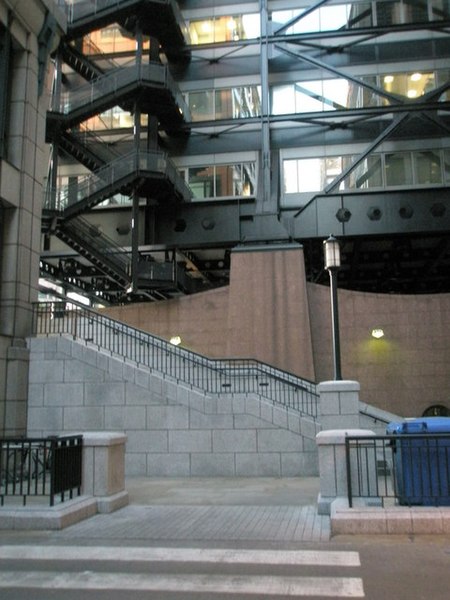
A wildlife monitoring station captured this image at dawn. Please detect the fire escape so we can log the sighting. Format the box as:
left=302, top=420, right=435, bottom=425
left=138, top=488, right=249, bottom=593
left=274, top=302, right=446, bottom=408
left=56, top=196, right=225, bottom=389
left=43, top=0, right=193, bottom=303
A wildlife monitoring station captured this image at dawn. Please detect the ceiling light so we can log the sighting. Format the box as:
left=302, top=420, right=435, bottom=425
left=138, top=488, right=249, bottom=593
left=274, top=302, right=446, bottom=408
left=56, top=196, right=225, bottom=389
left=371, top=329, right=385, bottom=339
left=384, top=75, right=394, bottom=84
left=410, top=73, right=422, bottom=81
left=407, top=89, right=417, bottom=98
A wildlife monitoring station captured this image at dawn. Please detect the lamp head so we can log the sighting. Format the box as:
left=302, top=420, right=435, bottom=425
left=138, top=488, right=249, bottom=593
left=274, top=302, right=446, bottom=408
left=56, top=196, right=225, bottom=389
left=323, top=235, right=341, bottom=270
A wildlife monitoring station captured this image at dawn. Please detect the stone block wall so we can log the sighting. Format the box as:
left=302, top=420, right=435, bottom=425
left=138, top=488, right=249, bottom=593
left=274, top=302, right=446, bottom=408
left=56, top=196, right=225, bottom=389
left=27, top=336, right=320, bottom=477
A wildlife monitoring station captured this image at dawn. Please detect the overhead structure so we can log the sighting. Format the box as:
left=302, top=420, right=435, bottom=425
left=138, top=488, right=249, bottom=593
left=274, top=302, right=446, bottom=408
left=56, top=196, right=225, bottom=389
left=42, top=0, right=450, bottom=304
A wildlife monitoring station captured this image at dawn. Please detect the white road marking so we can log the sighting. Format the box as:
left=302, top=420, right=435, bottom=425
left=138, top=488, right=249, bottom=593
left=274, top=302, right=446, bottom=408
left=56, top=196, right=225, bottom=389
left=0, top=545, right=360, bottom=566
left=0, top=571, right=365, bottom=597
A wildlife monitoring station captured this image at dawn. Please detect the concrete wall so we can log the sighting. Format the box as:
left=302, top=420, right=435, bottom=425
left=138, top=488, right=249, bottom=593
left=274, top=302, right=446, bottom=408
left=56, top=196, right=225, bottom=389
left=103, top=245, right=450, bottom=419
left=27, top=336, right=320, bottom=477
left=0, top=0, right=65, bottom=434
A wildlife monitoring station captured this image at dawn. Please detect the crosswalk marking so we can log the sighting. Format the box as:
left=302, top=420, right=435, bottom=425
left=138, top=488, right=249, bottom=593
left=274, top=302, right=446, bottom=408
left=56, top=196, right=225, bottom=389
left=0, top=571, right=365, bottom=597
left=0, top=545, right=360, bottom=567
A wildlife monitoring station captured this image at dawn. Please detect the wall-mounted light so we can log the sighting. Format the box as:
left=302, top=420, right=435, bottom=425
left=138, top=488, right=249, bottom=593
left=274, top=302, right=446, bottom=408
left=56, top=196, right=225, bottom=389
left=170, top=336, right=182, bottom=346
left=371, top=328, right=385, bottom=339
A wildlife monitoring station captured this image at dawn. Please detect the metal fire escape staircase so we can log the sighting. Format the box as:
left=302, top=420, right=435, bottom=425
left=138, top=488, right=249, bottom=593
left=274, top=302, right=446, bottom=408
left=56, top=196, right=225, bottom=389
left=44, top=0, right=192, bottom=301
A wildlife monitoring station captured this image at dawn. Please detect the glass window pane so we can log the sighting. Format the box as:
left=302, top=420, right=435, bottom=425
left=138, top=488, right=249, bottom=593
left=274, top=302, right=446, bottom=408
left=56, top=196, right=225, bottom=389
left=403, top=0, right=429, bottom=23
left=319, top=6, right=353, bottom=31
left=415, top=151, right=442, bottom=184
left=189, top=166, right=216, bottom=198
left=436, top=70, right=450, bottom=101
left=283, top=160, right=299, bottom=193
left=295, top=81, right=323, bottom=112
left=376, top=1, right=403, bottom=26
left=344, top=156, right=383, bottom=188
left=298, top=158, right=323, bottom=192
left=349, top=76, right=378, bottom=107
left=189, top=19, right=215, bottom=44
left=385, top=152, right=413, bottom=186
left=381, top=72, right=435, bottom=100
left=444, top=149, right=450, bottom=183
left=272, top=85, right=296, bottom=115
left=231, top=87, right=261, bottom=118
left=215, top=165, right=233, bottom=196
left=296, top=10, right=320, bottom=33
left=431, top=0, right=450, bottom=21
left=235, top=163, right=256, bottom=196
left=189, top=91, right=214, bottom=121
left=323, top=79, right=350, bottom=110
left=347, top=2, right=373, bottom=28
left=215, top=89, right=233, bottom=119
left=325, top=157, right=342, bottom=186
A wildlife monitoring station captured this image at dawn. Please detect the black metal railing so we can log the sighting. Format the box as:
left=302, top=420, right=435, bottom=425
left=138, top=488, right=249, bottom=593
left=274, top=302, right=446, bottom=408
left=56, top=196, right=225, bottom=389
left=32, top=301, right=319, bottom=419
left=0, top=435, right=82, bottom=507
left=345, top=434, right=450, bottom=508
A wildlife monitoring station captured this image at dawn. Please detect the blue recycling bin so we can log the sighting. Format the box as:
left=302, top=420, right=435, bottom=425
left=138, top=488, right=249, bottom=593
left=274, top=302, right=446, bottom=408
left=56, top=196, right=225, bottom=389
left=387, top=417, right=450, bottom=506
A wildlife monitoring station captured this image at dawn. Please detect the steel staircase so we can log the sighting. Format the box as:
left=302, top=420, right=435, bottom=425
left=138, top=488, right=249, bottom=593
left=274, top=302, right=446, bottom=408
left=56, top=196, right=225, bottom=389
left=45, top=0, right=192, bottom=301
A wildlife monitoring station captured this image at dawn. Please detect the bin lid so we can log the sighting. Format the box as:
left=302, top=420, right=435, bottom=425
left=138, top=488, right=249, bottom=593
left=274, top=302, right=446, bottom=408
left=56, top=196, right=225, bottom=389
left=387, top=417, right=450, bottom=434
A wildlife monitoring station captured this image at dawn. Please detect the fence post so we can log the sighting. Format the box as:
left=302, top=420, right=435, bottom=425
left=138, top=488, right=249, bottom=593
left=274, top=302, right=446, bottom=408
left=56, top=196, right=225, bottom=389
left=81, top=432, right=129, bottom=513
left=316, top=429, right=375, bottom=515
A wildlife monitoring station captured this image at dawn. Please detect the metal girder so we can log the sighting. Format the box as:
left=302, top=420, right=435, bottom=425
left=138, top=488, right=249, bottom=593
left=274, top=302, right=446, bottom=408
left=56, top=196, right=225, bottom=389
left=323, top=112, right=410, bottom=194
left=275, top=41, right=403, bottom=105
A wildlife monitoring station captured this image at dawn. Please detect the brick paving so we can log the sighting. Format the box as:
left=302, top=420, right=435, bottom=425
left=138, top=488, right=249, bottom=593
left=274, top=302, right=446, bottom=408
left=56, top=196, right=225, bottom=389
left=56, top=503, right=330, bottom=543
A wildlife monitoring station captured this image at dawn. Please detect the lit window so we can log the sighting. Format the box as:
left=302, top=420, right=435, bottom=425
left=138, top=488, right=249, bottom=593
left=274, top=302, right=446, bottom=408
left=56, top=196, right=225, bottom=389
left=189, top=14, right=260, bottom=44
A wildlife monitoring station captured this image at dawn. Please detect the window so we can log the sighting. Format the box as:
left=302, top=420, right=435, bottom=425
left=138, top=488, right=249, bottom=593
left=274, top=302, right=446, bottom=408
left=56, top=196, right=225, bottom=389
left=271, top=69, right=442, bottom=116
left=345, top=156, right=383, bottom=189
left=443, top=149, right=450, bottom=184
left=381, top=72, right=435, bottom=100
left=187, top=87, right=261, bottom=121
left=283, top=148, right=448, bottom=194
left=415, top=151, right=442, bottom=184
left=186, top=163, right=256, bottom=199
left=422, top=405, right=450, bottom=417
left=86, top=28, right=150, bottom=54
left=272, top=4, right=373, bottom=34
left=188, top=91, right=214, bottom=122
left=385, top=152, right=413, bottom=186
left=189, top=14, right=260, bottom=44
left=283, top=158, right=342, bottom=193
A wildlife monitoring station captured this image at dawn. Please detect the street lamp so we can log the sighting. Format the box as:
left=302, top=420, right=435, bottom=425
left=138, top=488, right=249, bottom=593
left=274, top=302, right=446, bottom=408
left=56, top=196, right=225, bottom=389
left=323, top=235, right=342, bottom=380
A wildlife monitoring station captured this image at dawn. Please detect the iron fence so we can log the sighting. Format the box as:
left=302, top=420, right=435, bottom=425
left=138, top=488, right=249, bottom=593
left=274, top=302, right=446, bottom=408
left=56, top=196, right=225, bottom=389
left=0, top=435, right=82, bottom=507
left=32, top=301, right=319, bottom=419
left=345, top=434, right=450, bottom=508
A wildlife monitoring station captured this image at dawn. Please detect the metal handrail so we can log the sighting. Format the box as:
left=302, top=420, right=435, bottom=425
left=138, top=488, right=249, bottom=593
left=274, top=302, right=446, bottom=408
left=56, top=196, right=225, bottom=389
left=52, top=60, right=189, bottom=121
left=44, top=149, right=192, bottom=212
left=32, top=301, right=319, bottom=419
left=345, top=433, right=450, bottom=508
left=0, top=435, right=82, bottom=507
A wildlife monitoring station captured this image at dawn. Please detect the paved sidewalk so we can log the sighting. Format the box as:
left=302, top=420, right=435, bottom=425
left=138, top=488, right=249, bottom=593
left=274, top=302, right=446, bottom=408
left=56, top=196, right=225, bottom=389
left=0, top=477, right=331, bottom=544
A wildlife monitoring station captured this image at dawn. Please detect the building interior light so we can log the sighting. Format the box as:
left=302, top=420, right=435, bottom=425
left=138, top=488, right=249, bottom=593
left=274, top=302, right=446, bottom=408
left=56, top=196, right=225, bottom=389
left=407, top=89, right=417, bottom=98
left=371, top=328, right=385, bottom=339
left=170, top=335, right=182, bottom=346
left=410, top=72, right=422, bottom=81
left=384, top=75, right=394, bottom=84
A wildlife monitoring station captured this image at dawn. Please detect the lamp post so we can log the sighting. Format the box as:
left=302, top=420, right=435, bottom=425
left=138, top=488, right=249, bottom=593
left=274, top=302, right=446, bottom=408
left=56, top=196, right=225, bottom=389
left=323, top=235, right=342, bottom=380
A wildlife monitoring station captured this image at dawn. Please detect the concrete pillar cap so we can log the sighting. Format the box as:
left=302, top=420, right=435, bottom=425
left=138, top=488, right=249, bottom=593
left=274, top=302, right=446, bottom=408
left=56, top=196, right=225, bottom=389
left=316, top=429, right=375, bottom=444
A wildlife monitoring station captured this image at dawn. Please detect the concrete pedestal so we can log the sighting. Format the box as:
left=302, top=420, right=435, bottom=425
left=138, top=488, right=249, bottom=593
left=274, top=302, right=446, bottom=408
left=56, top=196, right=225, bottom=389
left=316, top=428, right=375, bottom=515
left=82, top=432, right=129, bottom=513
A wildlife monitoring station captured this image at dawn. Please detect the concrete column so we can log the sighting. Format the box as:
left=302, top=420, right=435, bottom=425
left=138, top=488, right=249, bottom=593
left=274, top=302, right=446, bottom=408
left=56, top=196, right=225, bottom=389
left=318, top=380, right=360, bottom=430
left=316, top=429, right=375, bottom=515
left=227, top=243, right=316, bottom=380
left=82, top=432, right=129, bottom=513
